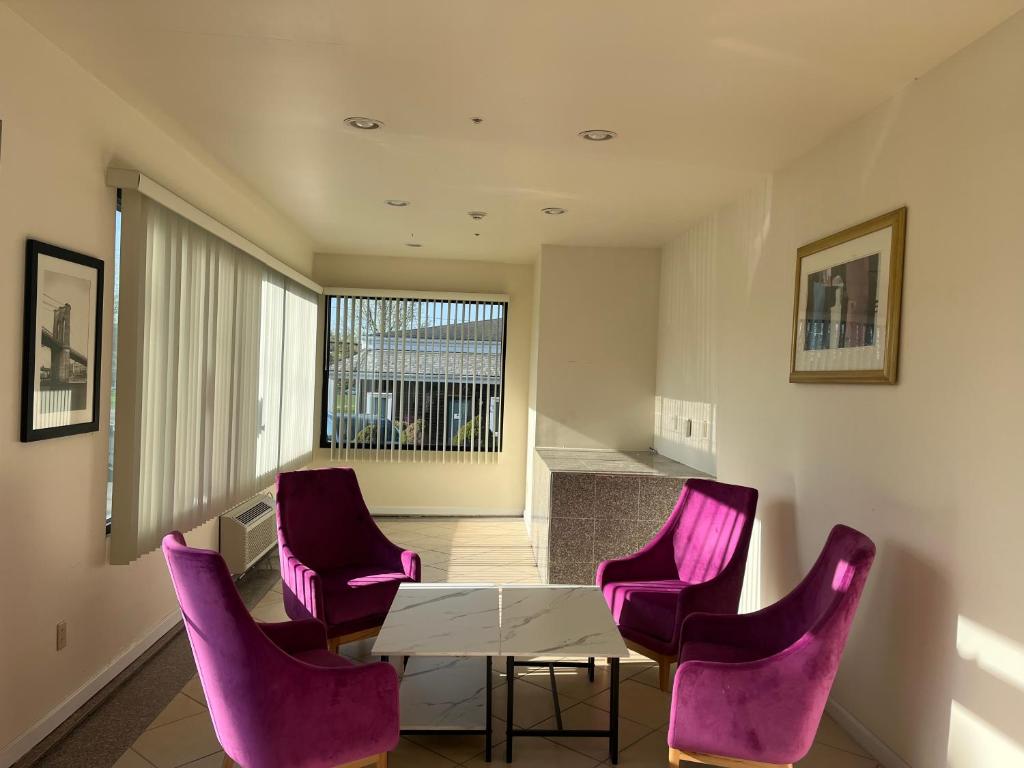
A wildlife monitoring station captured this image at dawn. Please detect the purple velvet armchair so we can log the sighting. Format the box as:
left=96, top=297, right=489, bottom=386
left=668, top=524, right=876, bottom=768
left=162, top=532, right=398, bottom=768
left=597, top=478, right=758, bottom=690
left=276, top=467, right=420, bottom=652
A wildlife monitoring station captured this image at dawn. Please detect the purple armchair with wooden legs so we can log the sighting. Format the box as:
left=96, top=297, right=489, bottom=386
left=276, top=467, right=420, bottom=654
left=597, top=478, right=758, bottom=690
left=668, top=524, right=876, bottom=768
left=162, top=532, right=399, bottom=768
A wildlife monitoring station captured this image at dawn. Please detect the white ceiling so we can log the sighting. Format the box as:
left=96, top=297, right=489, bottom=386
left=9, top=0, right=1023, bottom=263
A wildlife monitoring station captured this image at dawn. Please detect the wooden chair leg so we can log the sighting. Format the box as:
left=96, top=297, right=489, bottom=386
left=659, top=658, right=672, bottom=691
left=377, top=752, right=388, bottom=768
left=669, top=747, right=681, bottom=767
left=221, top=756, right=234, bottom=768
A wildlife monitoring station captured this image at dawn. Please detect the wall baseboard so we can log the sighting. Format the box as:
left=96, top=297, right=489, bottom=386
left=371, top=506, right=523, bottom=518
left=826, top=699, right=913, bottom=768
left=1, top=611, right=182, bottom=768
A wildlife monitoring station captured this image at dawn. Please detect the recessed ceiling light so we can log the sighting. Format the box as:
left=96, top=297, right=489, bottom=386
left=542, top=207, right=567, bottom=215
left=578, top=129, right=617, bottom=141
left=385, top=199, right=409, bottom=207
left=468, top=211, right=487, bottom=220
left=345, top=116, right=384, bottom=130
left=405, top=242, right=423, bottom=248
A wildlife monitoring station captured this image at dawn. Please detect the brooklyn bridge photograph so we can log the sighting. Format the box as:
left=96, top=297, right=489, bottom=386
left=21, top=239, right=103, bottom=441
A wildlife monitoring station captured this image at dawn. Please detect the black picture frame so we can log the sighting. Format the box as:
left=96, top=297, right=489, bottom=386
left=21, top=239, right=104, bottom=442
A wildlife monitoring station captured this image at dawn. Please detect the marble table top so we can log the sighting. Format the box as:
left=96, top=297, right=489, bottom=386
left=373, top=585, right=501, bottom=657
left=372, top=583, right=628, bottom=659
left=499, top=585, right=628, bottom=658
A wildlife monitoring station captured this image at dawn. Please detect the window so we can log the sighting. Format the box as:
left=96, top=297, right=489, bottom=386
left=109, top=191, right=318, bottom=562
left=321, top=294, right=508, bottom=459
left=105, top=195, right=121, bottom=534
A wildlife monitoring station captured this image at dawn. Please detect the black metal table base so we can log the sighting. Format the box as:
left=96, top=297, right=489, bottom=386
left=505, top=655, right=620, bottom=764
left=399, top=655, right=494, bottom=762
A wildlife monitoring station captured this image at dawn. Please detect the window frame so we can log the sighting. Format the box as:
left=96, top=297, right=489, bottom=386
left=318, top=293, right=509, bottom=453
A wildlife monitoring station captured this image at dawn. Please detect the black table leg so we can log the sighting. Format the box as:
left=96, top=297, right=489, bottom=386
left=485, top=656, right=493, bottom=762
left=505, top=656, right=515, bottom=763
left=588, top=656, right=596, bottom=682
left=609, top=657, right=620, bottom=764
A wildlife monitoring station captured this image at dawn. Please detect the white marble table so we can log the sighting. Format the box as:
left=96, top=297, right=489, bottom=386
left=374, top=584, right=500, bottom=657
left=371, top=583, right=628, bottom=764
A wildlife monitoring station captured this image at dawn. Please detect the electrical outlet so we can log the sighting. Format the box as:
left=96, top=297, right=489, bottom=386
left=684, top=418, right=693, bottom=437
left=56, top=621, right=68, bottom=651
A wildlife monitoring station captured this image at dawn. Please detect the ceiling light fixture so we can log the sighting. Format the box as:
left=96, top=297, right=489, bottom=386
left=578, top=129, right=617, bottom=141
left=468, top=211, right=487, bottom=221
left=344, top=116, right=384, bottom=130
left=542, top=207, right=567, bottom=215
left=385, top=199, right=409, bottom=207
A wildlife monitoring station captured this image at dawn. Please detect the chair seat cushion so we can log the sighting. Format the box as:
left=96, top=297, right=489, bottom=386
left=603, top=579, right=689, bottom=646
left=321, top=565, right=413, bottom=628
left=291, top=648, right=356, bottom=668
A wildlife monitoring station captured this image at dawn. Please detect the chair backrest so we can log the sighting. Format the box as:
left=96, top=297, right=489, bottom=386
left=670, top=479, right=759, bottom=584
left=276, top=467, right=389, bottom=571
left=161, top=532, right=283, bottom=757
left=788, top=523, right=876, bottom=654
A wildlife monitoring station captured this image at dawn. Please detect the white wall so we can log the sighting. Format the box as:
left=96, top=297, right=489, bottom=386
left=656, top=11, right=1024, bottom=768
left=534, top=245, right=660, bottom=450
left=0, top=6, right=314, bottom=759
left=311, top=252, right=534, bottom=515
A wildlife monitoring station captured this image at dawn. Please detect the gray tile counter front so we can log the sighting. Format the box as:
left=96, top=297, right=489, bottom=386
left=531, top=449, right=712, bottom=584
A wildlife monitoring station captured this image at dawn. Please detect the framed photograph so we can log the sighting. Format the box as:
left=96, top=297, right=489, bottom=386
left=789, top=207, right=907, bottom=384
left=21, top=239, right=104, bottom=441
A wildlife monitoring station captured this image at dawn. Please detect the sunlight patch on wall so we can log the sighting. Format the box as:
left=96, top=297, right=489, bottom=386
left=738, top=516, right=762, bottom=613
left=948, top=700, right=1024, bottom=766
left=957, top=615, right=1024, bottom=692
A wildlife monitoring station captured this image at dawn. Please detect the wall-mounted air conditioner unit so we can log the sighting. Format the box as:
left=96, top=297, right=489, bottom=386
left=220, top=492, right=277, bottom=575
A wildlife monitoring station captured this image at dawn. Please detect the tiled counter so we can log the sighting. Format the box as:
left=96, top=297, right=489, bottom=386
left=529, top=449, right=712, bottom=584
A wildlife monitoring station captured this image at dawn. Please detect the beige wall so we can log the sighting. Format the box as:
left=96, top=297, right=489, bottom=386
left=656, top=12, right=1024, bottom=767
left=311, top=252, right=534, bottom=515
left=534, top=245, right=660, bottom=450
left=0, top=6, right=314, bottom=757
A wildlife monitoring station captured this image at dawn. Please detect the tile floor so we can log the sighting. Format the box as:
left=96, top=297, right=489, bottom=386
left=111, top=518, right=881, bottom=768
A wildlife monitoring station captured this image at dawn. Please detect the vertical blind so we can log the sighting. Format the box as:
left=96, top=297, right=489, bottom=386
left=110, top=192, right=318, bottom=563
left=322, top=294, right=507, bottom=463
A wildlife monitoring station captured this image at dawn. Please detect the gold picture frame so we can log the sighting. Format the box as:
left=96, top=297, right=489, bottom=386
left=789, top=207, right=907, bottom=384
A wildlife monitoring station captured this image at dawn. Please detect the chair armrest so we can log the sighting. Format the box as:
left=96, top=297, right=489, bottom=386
left=401, top=550, right=421, bottom=581
left=596, top=546, right=673, bottom=587
left=278, top=540, right=324, bottom=621
left=670, top=648, right=826, bottom=763
left=258, top=619, right=327, bottom=655
left=269, top=660, right=401, bottom=766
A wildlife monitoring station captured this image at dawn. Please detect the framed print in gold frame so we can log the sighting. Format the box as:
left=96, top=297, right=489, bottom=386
left=789, top=207, right=906, bottom=384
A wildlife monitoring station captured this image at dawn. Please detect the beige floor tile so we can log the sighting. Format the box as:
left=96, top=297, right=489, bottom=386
left=388, top=737, right=460, bottom=767
left=513, top=662, right=612, bottom=700
left=603, top=727, right=669, bottom=767
left=585, top=679, right=672, bottom=729
left=249, top=592, right=289, bottom=623
left=179, top=753, right=227, bottom=768
left=465, top=736, right=603, bottom=768
left=628, top=663, right=673, bottom=691
left=112, top=749, right=156, bottom=768
left=814, top=714, right=871, bottom=758
left=797, top=742, right=879, bottom=768
left=182, top=676, right=206, bottom=706
left=147, top=693, right=206, bottom=730
left=132, top=712, right=222, bottom=768
left=491, top=678, right=579, bottom=728
left=536, top=702, right=654, bottom=762
left=421, top=564, right=450, bottom=582
left=405, top=729, right=505, bottom=764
